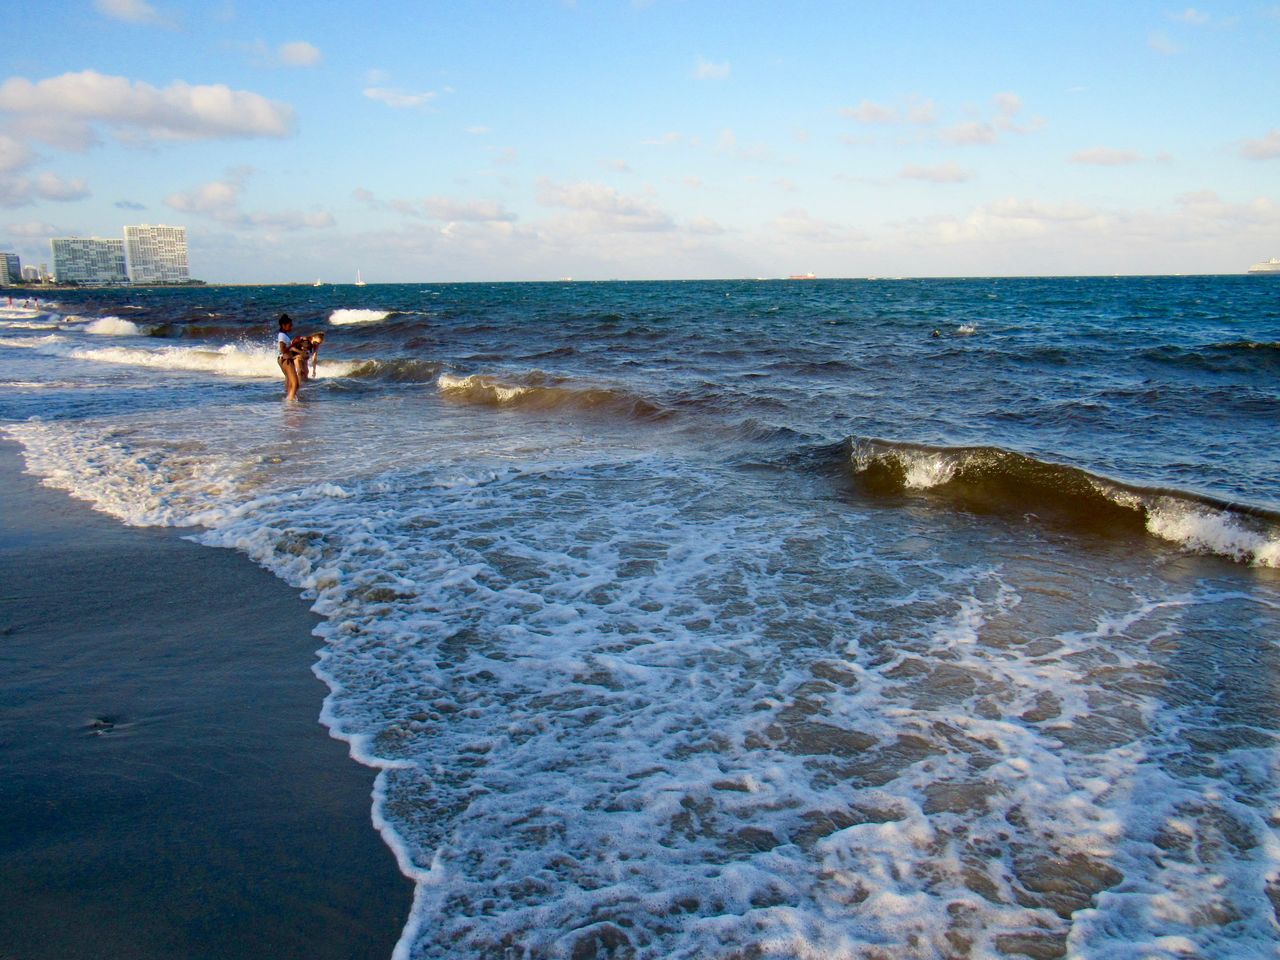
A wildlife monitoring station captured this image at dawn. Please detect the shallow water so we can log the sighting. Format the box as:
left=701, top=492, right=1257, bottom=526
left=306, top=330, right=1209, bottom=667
left=2, top=278, right=1278, bottom=958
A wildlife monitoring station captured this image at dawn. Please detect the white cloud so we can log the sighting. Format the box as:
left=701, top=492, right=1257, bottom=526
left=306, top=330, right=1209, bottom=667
left=32, top=172, right=90, bottom=201
left=1241, top=129, right=1280, bottom=160
left=363, top=86, right=437, bottom=109
left=0, top=130, right=90, bottom=207
left=994, top=93, right=1022, bottom=123
left=278, top=41, right=321, bottom=67
left=94, top=0, right=167, bottom=25
left=165, top=170, right=334, bottom=230
left=903, top=189, right=1280, bottom=262
left=687, top=216, right=724, bottom=235
left=536, top=178, right=675, bottom=232
left=1071, top=147, right=1142, bottom=165
left=713, top=127, right=776, bottom=163
left=915, top=197, right=1107, bottom=246
left=937, top=93, right=1040, bottom=145
left=693, top=57, right=731, bottom=80
left=393, top=196, right=517, bottom=222
left=5, top=220, right=63, bottom=238
left=900, top=162, right=974, bottom=183
left=0, top=134, right=33, bottom=174
left=987, top=198, right=1097, bottom=222
left=942, top=121, right=998, bottom=145
left=466, top=125, right=492, bottom=135
left=1169, top=7, right=1210, bottom=24
left=841, top=100, right=896, bottom=124
left=841, top=97, right=936, bottom=126
left=1176, top=189, right=1280, bottom=226
left=769, top=208, right=845, bottom=243
left=1149, top=31, right=1181, bottom=54
left=0, top=171, right=91, bottom=208
left=603, top=159, right=633, bottom=173
left=0, top=71, right=295, bottom=148
left=907, top=99, right=938, bottom=124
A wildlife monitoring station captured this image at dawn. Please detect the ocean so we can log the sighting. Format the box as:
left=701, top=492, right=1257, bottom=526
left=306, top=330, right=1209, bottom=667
left=2, top=277, right=1278, bottom=959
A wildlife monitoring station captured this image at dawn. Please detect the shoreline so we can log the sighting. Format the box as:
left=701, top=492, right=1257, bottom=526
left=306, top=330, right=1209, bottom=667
left=0, top=439, right=413, bottom=959
left=0, top=271, right=1266, bottom=293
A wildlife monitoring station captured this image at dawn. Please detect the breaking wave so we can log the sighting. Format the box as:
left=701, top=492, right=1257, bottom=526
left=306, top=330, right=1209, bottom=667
left=0, top=334, right=65, bottom=348
left=83, top=316, right=143, bottom=336
left=844, top=437, right=1280, bottom=567
left=342, top=358, right=444, bottom=383
left=69, top=343, right=366, bottom=379
left=330, top=308, right=394, bottom=325
left=437, top=372, right=668, bottom=419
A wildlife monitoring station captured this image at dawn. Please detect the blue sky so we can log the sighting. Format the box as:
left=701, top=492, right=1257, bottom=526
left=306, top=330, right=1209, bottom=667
left=1, top=1, right=1277, bottom=281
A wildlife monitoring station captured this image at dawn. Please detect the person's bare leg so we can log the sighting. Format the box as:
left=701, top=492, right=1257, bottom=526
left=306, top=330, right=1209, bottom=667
left=280, top=357, right=300, bottom=400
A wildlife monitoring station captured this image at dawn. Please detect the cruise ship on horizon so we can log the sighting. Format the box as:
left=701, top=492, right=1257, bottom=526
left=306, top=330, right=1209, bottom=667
left=1247, top=257, right=1280, bottom=273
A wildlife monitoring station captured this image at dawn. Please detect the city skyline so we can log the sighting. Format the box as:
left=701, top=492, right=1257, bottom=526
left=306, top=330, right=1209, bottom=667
left=0, top=1, right=1277, bottom=282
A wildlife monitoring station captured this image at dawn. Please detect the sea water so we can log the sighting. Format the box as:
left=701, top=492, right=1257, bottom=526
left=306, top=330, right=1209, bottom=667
left=1, top=277, right=1278, bottom=959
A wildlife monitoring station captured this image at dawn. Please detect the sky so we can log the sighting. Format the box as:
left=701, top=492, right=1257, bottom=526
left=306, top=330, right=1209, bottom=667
left=1, top=0, right=1277, bottom=282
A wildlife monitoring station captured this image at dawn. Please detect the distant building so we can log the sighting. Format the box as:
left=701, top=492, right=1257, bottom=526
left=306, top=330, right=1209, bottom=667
left=125, top=224, right=189, bottom=283
left=51, top=237, right=128, bottom=284
left=21, top=265, right=41, bottom=282
left=0, top=252, right=19, bottom=284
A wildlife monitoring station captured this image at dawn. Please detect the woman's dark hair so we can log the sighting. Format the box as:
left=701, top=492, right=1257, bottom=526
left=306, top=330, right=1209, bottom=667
left=278, top=313, right=293, bottom=329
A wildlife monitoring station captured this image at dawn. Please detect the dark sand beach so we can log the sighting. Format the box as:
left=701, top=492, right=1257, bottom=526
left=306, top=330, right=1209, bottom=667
left=0, top=441, right=412, bottom=959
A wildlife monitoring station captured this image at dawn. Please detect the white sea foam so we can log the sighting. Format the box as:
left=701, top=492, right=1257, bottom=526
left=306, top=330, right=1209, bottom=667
left=0, top=333, right=65, bottom=348
left=68, top=342, right=364, bottom=379
left=83, top=316, right=143, bottom=336
left=330, top=308, right=391, bottom=325
left=6, top=414, right=1277, bottom=960
left=0, top=320, right=62, bottom=330
left=1146, top=501, right=1280, bottom=568
left=437, top=372, right=532, bottom=403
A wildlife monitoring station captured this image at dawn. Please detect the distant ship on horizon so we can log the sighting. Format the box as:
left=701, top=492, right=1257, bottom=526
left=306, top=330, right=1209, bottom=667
left=787, top=272, right=817, bottom=280
left=1247, top=258, right=1280, bottom=274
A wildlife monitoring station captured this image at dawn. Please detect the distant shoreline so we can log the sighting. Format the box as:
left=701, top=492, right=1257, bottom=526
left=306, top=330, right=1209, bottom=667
left=1, top=273, right=1270, bottom=292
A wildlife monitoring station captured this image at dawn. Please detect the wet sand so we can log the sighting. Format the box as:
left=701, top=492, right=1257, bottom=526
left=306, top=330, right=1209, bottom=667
left=0, top=441, right=413, bottom=959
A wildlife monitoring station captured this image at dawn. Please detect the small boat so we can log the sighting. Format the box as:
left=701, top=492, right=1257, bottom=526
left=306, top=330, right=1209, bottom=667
left=355, top=269, right=367, bottom=286
left=1247, top=258, right=1280, bottom=274
left=313, top=278, right=323, bottom=287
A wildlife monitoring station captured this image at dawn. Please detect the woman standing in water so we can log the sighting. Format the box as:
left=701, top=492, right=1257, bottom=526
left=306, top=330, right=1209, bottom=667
left=276, top=314, right=301, bottom=400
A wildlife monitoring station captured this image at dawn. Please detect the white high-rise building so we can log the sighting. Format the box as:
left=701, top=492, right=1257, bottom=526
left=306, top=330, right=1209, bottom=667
left=51, top=237, right=128, bottom=284
left=124, top=224, right=189, bottom=283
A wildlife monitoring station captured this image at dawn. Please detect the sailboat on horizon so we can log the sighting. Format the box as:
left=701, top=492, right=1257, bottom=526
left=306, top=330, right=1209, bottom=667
left=355, top=269, right=367, bottom=287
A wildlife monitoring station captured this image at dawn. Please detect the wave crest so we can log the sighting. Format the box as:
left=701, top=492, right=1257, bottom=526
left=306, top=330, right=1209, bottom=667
left=70, top=343, right=365, bottom=379
left=437, top=372, right=667, bottom=419
left=845, top=437, right=1280, bottom=567
left=83, top=316, right=143, bottom=336
left=330, top=308, right=393, bottom=325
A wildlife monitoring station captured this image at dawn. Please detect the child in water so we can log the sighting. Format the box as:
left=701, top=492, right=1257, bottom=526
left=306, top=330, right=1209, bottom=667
left=291, top=331, right=325, bottom=382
